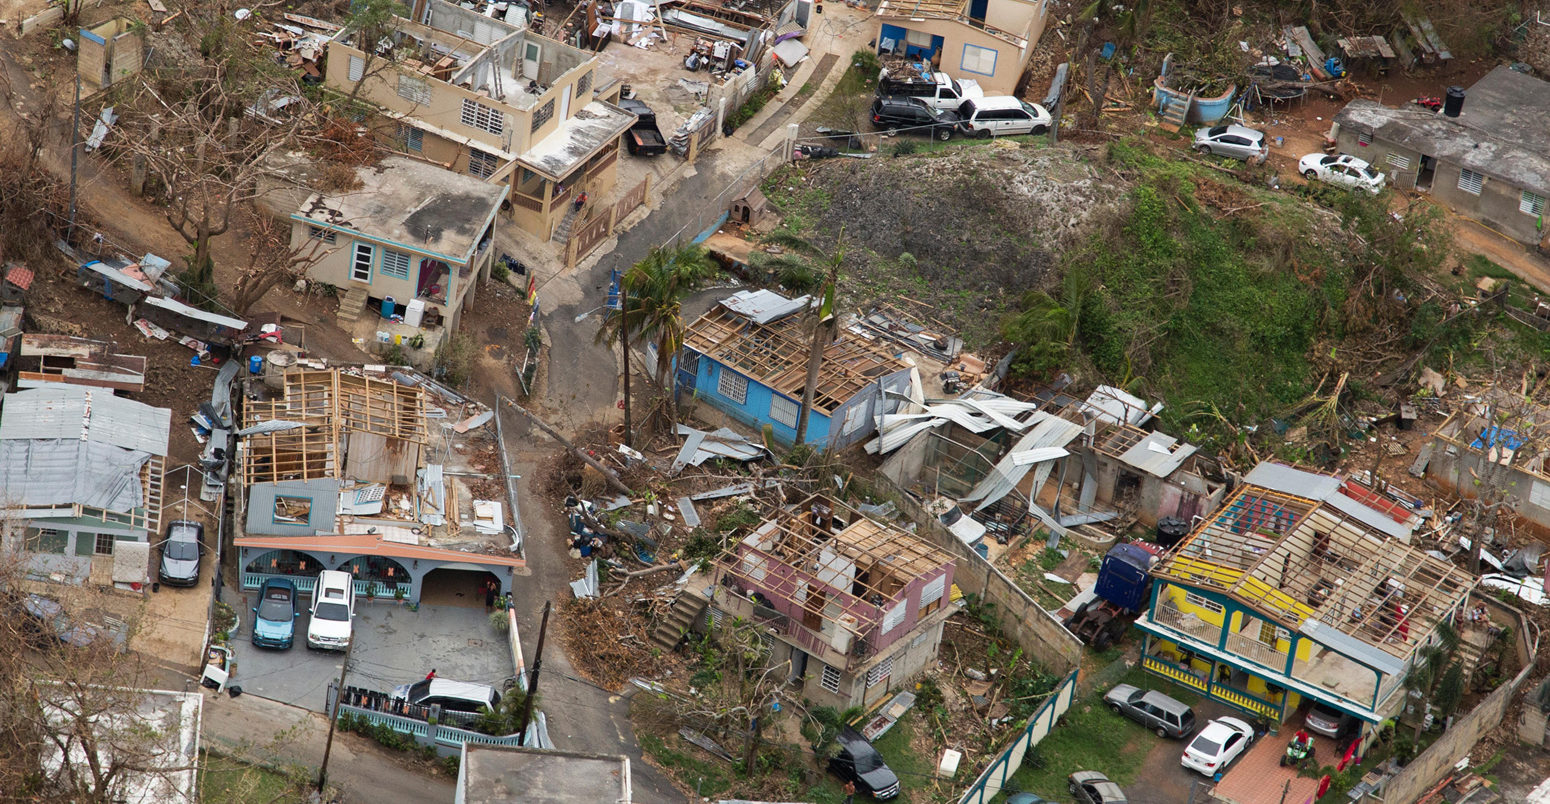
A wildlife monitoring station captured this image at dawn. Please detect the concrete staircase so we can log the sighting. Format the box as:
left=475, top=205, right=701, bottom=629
left=650, top=590, right=710, bottom=652
left=337, top=286, right=369, bottom=322
left=1159, top=93, right=1192, bottom=133
left=552, top=205, right=581, bottom=244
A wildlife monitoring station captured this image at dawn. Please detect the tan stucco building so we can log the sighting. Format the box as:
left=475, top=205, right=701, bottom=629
left=874, top=0, right=1048, bottom=96
left=324, top=0, right=634, bottom=240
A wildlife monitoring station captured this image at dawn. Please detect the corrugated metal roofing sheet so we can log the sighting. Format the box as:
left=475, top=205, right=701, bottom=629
left=0, top=385, right=170, bottom=455
left=141, top=296, right=248, bottom=331
left=964, top=413, right=1084, bottom=509
left=1242, top=462, right=1343, bottom=500
left=719, top=289, right=811, bottom=325
left=1118, top=432, right=1198, bottom=478
left=0, top=439, right=150, bottom=511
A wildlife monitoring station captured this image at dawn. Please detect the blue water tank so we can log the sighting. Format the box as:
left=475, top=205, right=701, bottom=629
left=381, top=296, right=395, bottom=318
left=248, top=355, right=264, bottom=375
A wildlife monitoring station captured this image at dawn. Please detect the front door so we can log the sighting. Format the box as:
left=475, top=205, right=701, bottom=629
left=522, top=42, right=540, bottom=80
left=1416, top=155, right=1437, bottom=191
left=350, top=242, right=374, bottom=283
left=789, top=649, right=808, bottom=682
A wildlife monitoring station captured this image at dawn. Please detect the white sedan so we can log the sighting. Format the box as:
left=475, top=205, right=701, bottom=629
left=1298, top=153, right=1385, bottom=195
left=1181, top=716, right=1256, bottom=778
left=1480, top=573, right=1548, bottom=607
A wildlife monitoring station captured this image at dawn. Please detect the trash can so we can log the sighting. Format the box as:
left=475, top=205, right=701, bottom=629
left=380, top=296, right=395, bottom=319
left=248, top=355, right=264, bottom=375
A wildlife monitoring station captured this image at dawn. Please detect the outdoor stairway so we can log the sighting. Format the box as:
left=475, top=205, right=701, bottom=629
left=1159, top=92, right=1192, bottom=133
left=337, top=286, right=369, bottom=322
left=552, top=205, right=581, bottom=243
left=650, top=590, right=709, bottom=651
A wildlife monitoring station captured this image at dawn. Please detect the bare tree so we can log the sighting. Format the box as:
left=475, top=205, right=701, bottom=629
left=229, top=208, right=335, bottom=314
left=1455, top=368, right=1550, bottom=574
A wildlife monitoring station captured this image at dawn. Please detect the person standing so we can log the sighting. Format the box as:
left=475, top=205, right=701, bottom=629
left=484, top=579, right=498, bottom=611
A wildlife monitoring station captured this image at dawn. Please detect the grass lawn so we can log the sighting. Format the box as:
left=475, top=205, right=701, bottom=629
left=994, top=668, right=1197, bottom=802
left=199, top=750, right=304, bottom=803
left=639, top=732, right=740, bottom=799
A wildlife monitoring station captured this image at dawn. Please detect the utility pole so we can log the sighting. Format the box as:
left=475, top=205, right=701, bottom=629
left=317, top=641, right=354, bottom=793
left=514, top=601, right=551, bottom=745
left=67, top=73, right=81, bottom=244
left=619, top=286, right=632, bottom=448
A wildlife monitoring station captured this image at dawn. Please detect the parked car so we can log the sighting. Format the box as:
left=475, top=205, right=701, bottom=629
left=869, top=97, right=960, bottom=141
left=306, top=570, right=355, bottom=650
left=158, top=519, right=204, bottom=587
left=1005, top=794, right=1050, bottom=804
left=956, top=95, right=1051, bottom=138
left=1480, top=573, right=1548, bottom=606
left=390, top=678, right=502, bottom=714
left=1181, top=716, right=1256, bottom=777
left=618, top=97, right=667, bottom=156
left=1103, top=683, right=1196, bottom=738
left=251, top=577, right=299, bottom=649
left=1303, top=701, right=1355, bottom=738
left=1192, top=124, right=1268, bottom=162
left=1298, top=153, right=1385, bottom=194
left=1069, top=770, right=1129, bottom=804
left=877, top=68, right=982, bottom=111
left=827, top=727, right=900, bottom=800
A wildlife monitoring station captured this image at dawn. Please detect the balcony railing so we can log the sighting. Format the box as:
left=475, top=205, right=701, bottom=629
left=720, top=587, right=864, bottom=671
left=1225, top=630, right=1290, bottom=673
left=1152, top=599, right=1221, bottom=644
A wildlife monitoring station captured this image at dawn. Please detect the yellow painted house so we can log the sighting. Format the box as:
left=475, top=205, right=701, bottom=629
left=1136, top=462, right=1475, bottom=743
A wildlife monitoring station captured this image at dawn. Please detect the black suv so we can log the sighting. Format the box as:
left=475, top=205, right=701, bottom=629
left=869, top=97, right=959, bottom=141
left=828, top=727, right=900, bottom=799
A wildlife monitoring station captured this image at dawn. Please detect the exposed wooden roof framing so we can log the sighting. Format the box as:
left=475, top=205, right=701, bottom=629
left=719, top=494, right=952, bottom=639
left=878, top=0, right=967, bottom=18
left=241, top=369, right=426, bottom=485
left=1156, top=484, right=1476, bottom=660
left=1092, top=422, right=1148, bottom=460
left=682, top=306, right=908, bottom=414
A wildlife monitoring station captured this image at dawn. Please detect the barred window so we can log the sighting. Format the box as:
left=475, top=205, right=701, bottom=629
left=397, top=75, right=433, bottom=105
left=380, top=249, right=411, bottom=279
left=468, top=148, right=498, bottom=179
left=308, top=226, right=337, bottom=244
left=820, top=664, right=842, bottom=694
left=769, top=395, right=798, bottom=428
left=398, top=124, right=423, bottom=153
left=531, top=98, right=555, bottom=132
left=1523, top=191, right=1547, bottom=216
left=866, top=656, right=893, bottom=688
left=1458, top=168, right=1484, bottom=195
left=1385, top=152, right=1411, bottom=171
left=575, top=71, right=592, bottom=97
left=95, top=533, right=117, bottom=555
left=460, top=98, right=504, bottom=136
left=716, top=369, right=748, bottom=404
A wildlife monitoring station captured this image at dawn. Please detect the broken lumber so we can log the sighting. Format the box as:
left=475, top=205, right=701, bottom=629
left=502, top=399, right=633, bottom=496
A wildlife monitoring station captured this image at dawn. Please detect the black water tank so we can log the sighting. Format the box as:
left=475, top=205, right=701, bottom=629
left=1444, top=86, right=1466, bottom=118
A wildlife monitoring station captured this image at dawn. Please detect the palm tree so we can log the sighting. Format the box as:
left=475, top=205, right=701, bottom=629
left=758, top=228, right=845, bottom=445
left=596, top=242, right=717, bottom=440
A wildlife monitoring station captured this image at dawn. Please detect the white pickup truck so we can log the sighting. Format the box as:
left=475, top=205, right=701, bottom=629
left=877, top=68, right=983, bottom=112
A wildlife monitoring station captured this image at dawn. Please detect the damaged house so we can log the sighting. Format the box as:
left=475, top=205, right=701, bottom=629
left=873, top=0, right=1049, bottom=95
left=1422, top=391, right=1550, bottom=535
left=676, top=290, right=913, bottom=449
left=711, top=494, right=957, bottom=710
left=324, top=0, right=634, bottom=241
left=0, top=385, right=169, bottom=590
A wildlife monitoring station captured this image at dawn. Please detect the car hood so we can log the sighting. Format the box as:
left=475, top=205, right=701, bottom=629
left=308, top=617, right=352, bottom=639
left=859, top=765, right=899, bottom=791
left=161, top=556, right=199, bottom=578
left=253, top=615, right=294, bottom=639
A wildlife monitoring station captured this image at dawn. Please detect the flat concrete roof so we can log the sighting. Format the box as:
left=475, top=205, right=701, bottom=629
left=517, top=101, right=634, bottom=182
left=294, top=156, right=504, bottom=264
left=460, top=744, right=630, bottom=804
left=1334, top=66, right=1550, bottom=197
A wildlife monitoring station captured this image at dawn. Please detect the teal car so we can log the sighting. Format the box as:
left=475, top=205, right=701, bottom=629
left=251, top=578, right=299, bottom=649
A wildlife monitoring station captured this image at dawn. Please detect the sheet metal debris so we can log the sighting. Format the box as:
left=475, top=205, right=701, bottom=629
left=671, top=424, right=771, bottom=474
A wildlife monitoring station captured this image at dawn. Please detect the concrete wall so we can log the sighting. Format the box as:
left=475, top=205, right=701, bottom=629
left=240, top=545, right=516, bottom=604
left=13, top=521, right=144, bottom=584
left=246, top=479, right=340, bottom=537
left=877, top=474, right=1083, bottom=674
left=1425, top=434, right=1550, bottom=534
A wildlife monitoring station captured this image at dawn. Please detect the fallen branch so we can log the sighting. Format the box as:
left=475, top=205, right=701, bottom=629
left=503, top=399, right=633, bottom=496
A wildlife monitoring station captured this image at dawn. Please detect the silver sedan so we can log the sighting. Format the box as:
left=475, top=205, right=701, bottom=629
left=1192, top=124, right=1269, bottom=163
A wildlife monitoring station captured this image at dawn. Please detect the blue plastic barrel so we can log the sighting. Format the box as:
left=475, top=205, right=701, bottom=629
left=381, top=296, right=395, bottom=318
left=248, top=355, right=264, bottom=375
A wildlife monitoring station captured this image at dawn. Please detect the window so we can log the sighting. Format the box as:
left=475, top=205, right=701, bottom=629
left=716, top=368, right=748, bottom=404
left=740, top=552, right=767, bottom=581
left=1356, top=130, right=1372, bottom=146
left=460, top=98, right=504, bottom=135
left=842, top=399, right=872, bottom=435
left=960, top=44, right=997, bottom=76
left=350, top=242, right=374, bottom=282
left=1458, top=168, right=1484, bottom=195
left=347, top=55, right=364, bottom=82
left=919, top=574, right=946, bottom=617
left=820, top=664, right=842, bottom=694
left=273, top=495, right=313, bottom=524
left=881, top=599, right=907, bottom=634
left=398, top=124, right=423, bottom=153
left=1522, top=190, right=1547, bottom=216
left=397, top=75, right=433, bottom=105
left=308, top=226, right=336, bottom=244
left=866, top=656, right=893, bottom=688
left=1530, top=480, right=1550, bottom=510
left=904, top=28, right=933, bottom=48
left=678, top=350, right=700, bottom=376
left=532, top=98, right=555, bottom=132
left=380, top=249, right=411, bottom=280
left=1183, top=592, right=1224, bottom=614
left=94, top=533, right=117, bottom=555
left=25, top=528, right=67, bottom=554
left=467, top=148, right=498, bottom=179
left=575, top=71, right=592, bottom=96
left=770, top=395, right=799, bottom=428
left=1385, top=152, right=1412, bottom=170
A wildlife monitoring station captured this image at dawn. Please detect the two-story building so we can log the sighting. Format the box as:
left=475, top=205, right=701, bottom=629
left=677, top=290, right=913, bottom=449
left=1136, top=462, right=1475, bottom=747
left=711, top=494, right=956, bottom=710
left=290, top=155, right=503, bottom=353
left=874, top=0, right=1049, bottom=95
left=324, top=0, right=635, bottom=240
left=0, top=385, right=169, bottom=589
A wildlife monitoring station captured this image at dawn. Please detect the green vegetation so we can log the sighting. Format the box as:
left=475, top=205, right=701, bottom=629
left=640, top=732, right=739, bottom=798
left=433, top=332, right=478, bottom=387
left=199, top=751, right=306, bottom=803
left=726, top=80, right=782, bottom=130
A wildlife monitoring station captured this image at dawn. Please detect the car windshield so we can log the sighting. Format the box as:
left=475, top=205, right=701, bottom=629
left=941, top=507, right=964, bottom=525
left=314, top=602, right=350, bottom=621
left=1208, top=125, right=1228, bottom=136
left=165, top=540, right=198, bottom=561
left=257, top=595, right=293, bottom=621
left=1321, top=155, right=1338, bottom=165
left=852, top=749, right=883, bottom=773
left=1020, top=101, right=1039, bottom=115
left=405, top=680, right=432, bottom=702
left=1191, top=736, right=1222, bottom=756
left=1360, top=167, right=1379, bottom=178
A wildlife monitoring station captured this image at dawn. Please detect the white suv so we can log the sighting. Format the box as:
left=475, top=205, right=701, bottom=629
left=306, top=570, right=356, bottom=650
left=956, top=95, right=1052, bottom=138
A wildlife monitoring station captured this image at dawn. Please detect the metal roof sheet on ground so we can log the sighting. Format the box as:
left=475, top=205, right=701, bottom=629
left=720, top=289, right=811, bottom=324
left=1118, top=431, right=1198, bottom=478
left=1242, top=461, right=1344, bottom=501
left=672, top=424, right=771, bottom=469
left=771, top=38, right=808, bottom=67
left=0, top=384, right=170, bottom=455
left=140, top=296, right=248, bottom=331
left=964, top=413, right=1084, bottom=509
left=1080, top=385, right=1158, bottom=426
left=0, top=439, right=152, bottom=511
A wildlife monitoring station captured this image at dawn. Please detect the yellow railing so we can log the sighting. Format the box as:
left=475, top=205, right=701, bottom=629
left=1210, top=685, right=1282, bottom=719
left=1142, top=655, right=1207, bottom=691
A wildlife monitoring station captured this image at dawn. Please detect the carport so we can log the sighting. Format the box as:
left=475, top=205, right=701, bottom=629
left=237, top=535, right=522, bottom=604
left=420, top=566, right=501, bottom=608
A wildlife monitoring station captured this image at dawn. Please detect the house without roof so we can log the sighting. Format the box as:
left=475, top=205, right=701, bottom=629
left=1136, top=462, right=1475, bottom=747
left=873, top=0, right=1050, bottom=95
left=1332, top=65, right=1550, bottom=250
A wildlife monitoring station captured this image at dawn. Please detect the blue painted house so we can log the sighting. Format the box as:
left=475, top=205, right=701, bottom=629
left=677, top=291, right=912, bottom=449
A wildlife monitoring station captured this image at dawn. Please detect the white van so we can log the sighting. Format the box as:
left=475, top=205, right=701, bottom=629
left=306, top=570, right=356, bottom=650
left=956, top=96, right=1052, bottom=138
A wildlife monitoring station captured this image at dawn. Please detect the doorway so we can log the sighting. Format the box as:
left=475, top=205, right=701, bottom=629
left=1416, top=155, right=1437, bottom=192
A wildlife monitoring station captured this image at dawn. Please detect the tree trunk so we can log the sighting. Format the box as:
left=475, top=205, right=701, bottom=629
left=794, top=317, right=826, bottom=445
